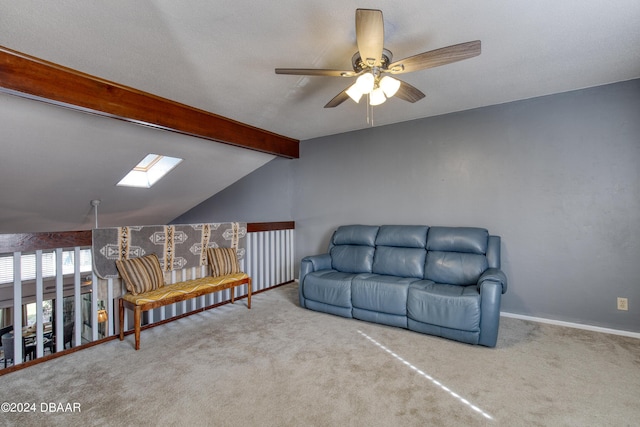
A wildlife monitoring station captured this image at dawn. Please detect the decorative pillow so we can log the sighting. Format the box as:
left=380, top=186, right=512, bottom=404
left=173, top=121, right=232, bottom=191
left=115, top=254, right=165, bottom=296
left=208, top=247, right=241, bottom=277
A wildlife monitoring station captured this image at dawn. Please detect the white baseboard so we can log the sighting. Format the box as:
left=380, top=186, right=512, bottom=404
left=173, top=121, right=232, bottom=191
left=500, top=311, right=640, bottom=339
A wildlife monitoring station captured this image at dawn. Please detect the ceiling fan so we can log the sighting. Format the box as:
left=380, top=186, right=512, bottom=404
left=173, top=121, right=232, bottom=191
left=275, top=8, right=481, bottom=108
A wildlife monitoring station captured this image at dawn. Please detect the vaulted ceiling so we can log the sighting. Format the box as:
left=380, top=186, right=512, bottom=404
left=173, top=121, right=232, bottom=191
left=1, top=1, right=638, bottom=233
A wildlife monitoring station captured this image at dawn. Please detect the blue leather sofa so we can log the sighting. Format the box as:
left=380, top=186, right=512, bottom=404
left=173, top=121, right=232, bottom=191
left=299, top=225, right=508, bottom=347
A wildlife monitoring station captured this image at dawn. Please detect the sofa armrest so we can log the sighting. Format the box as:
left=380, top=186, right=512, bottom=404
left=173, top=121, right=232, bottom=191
left=299, top=254, right=332, bottom=309
left=300, top=254, right=332, bottom=282
left=478, top=268, right=508, bottom=294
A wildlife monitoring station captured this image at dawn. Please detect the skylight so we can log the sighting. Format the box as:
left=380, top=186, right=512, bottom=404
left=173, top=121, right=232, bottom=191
left=117, top=154, right=183, bottom=188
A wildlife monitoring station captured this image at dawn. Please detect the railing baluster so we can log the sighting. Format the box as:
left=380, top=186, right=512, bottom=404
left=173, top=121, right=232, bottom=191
left=73, top=247, right=81, bottom=348
left=55, top=248, right=64, bottom=352
left=107, top=277, right=114, bottom=337
left=35, top=250, right=44, bottom=358
left=13, top=252, right=23, bottom=365
left=91, top=272, right=98, bottom=342
left=259, top=232, right=266, bottom=291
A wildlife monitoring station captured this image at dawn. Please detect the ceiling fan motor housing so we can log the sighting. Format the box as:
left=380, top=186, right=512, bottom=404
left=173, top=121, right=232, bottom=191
left=351, top=48, right=393, bottom=73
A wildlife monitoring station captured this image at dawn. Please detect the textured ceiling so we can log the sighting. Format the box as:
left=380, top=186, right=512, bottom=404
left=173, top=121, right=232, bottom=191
left=0, top=1, right=638, bottom=233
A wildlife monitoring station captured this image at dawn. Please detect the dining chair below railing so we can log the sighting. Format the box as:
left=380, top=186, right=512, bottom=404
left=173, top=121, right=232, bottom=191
left=63, top=322, right=74, bottom=349
left=44, top=332, right=55, bottom=355
left=1, top=332, right=14, bottom=368
left=23, top=336, right=36, bottom=361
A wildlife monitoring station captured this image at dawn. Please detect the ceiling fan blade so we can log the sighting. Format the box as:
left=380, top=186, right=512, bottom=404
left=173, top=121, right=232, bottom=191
left=356, top=9, right=384, bottom=67
left=324, top=89, right=351, bottom=108
left=387, top=40, right=481, bottom=74
left=275, top=68, right=357, bottom=77
left=393, top=80, right=426, bottom=103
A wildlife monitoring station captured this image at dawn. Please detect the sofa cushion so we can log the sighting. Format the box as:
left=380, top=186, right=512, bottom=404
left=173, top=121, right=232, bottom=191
left=116, top=254, right=165, bottom=296
left=426, top=227, right=488, bottom=254
left=332, top=225, right=379, bottom=246
left=331, top=245, right=375, bottom=274
left=407, top=281, right=481, bottom=331
left=424, top=251, right=488, bottom=285
left=302, top=270, right=355, bottom=308
left=372, top=246, right=426, bottom=278
left=375, top=225, right=428, bottom=248
left=352, top=274, right=417, bottom=315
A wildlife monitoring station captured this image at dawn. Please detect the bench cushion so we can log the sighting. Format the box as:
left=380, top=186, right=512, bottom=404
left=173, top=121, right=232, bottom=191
left=122, top=272, right=249, bottom=305
left=116, top=254, right=165, bottom=296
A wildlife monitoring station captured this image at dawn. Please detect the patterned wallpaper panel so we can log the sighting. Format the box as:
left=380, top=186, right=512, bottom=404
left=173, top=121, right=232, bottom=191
left=92, top=222, right=246, bottom=279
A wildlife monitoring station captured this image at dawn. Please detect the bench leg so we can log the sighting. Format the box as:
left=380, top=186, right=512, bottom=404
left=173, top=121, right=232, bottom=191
left=119, top=299, right=124, bottom=341
left=231, top=285, right=235, bottom=304
left=247, top=278, right=252, bottom=309
left=133, top=306, right=141, bottom=350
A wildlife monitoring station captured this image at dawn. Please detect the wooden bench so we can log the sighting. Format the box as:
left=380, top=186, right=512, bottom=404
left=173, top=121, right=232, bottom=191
left=119, top=273, right=251, bottom=350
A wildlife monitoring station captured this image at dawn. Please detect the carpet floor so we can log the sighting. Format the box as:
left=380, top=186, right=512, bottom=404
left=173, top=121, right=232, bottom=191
left=0, top=282, right=638, bottom=426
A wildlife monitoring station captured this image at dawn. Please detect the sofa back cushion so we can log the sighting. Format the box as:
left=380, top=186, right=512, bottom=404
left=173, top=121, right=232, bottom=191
left=369, top=226, right=429, bottom=278
left=329, top=225, right=378, bottom=274
left=331, top=245, right=375, bottom=273
left=372, top=246, right=426, bottom=278
left=375, top=225, right=428, bottom=248
left=332, top=225, right=379, bottom=246
left=426, top=227, right=488, bottom=254
left=424, top=227, right=489, bottom=285
left=424, top=252, right=488, bottom=285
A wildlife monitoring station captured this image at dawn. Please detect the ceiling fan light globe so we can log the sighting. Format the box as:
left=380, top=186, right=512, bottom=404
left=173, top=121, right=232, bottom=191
left=346, top=84, right=364, bottom=103
left=369, top=87, right=386, bottom=106
left=355, top=73, right=375, bottom=94
left=380, top=76, right=401, bottom=98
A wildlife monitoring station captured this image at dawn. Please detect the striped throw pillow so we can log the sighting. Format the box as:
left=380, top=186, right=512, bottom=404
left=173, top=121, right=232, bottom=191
left=115, top=254, right=165, bottom=296
left=208, top=247, right=240, bottom=277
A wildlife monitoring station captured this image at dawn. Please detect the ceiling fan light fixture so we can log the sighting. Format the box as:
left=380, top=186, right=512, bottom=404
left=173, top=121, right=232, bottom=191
left=380, top=76, right=401, bottom=98
left=346, top=83, right=364, bottom=103
left=355, top=73, right=375, bottom=94
left=275, top=9, right=480, bottom=110
left=369, top=87, right=386, bottom=106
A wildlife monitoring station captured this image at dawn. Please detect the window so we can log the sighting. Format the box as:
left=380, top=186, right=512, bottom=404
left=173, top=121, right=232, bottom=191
left=0, top=249, right=92, bottom=284
left=117, top=154, right=183, bottom=188
left=26, top=300, right=53, bottom=326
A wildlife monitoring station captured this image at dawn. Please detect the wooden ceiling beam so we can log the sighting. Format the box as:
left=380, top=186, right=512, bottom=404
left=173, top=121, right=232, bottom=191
left=0, top=46, right=299, bottom=159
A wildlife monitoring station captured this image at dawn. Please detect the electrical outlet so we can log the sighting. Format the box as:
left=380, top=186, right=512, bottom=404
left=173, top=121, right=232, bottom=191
left=617, top=297, right=628, bottom=311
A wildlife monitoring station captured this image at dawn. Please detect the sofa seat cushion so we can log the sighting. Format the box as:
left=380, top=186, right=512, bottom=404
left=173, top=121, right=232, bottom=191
left=302, top=270, right=355, bottom=308
left=352, top=274, right=418, bottom=315
left=407, top=281, right=481, bottom=332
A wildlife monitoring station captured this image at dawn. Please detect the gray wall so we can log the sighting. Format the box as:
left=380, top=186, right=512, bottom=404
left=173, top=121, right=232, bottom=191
left=173, top=156, right=294, bottom=224
left=177, top=79, right=640, bottom=333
